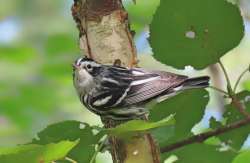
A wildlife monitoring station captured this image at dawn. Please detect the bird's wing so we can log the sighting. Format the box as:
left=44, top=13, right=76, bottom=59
left=121, top=68, right=188, bottom=106
left=87, top=67, right=188, bottom=108
left=87, top=66, right=133, bottom=109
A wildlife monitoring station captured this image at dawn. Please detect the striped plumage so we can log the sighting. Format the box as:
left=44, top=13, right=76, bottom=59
left=73, top=57, right=210, bottom=120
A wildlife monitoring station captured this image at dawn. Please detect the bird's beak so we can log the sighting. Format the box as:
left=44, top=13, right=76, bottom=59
left=72, top=63, right=80, bottom=70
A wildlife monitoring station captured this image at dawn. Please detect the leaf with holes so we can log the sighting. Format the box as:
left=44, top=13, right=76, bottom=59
left=150, top=0, right=244, bottom=69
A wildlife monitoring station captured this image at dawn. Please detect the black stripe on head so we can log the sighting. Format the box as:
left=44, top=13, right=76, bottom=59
left=81, top=57, right=94, bottom=62
left=74, top=56, right=95, bottom=66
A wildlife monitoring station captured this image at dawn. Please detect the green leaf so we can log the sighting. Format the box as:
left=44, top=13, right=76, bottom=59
left=150, top=89, right=209, bottom=147
left=0, top=141, right=78, bottom=163
left=204, top=137, right=222, bottom=146
left=162, top=143, right=236, bottom=163
left=151, top=126, right=175, bottom=146
left=219, top=91, right=250, bottom=150
left=107, top=114, right=175, bottom=136
left=0, top=145, right=38, bottom=155
left=150, top=0, right=244, bottom=69
left=233, top=150, right=250, bottom=163
left=32, top=121, right=103, bottom=163
left=45, top=34, right=78, bottom=56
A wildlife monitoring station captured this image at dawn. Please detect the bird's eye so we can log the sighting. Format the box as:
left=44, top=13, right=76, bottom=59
left=86, top=64, right=92, bottom=70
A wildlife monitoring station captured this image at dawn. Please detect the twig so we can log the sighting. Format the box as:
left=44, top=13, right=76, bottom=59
left=208, top=86, right=228, bottom=96
left=161, top=83, right=250, bottom=153
left=218, top=61, right=250, bottom=118
left=65, top=157, right=78, bottom=163
left=233, top=68, right=249, bottom=93
left=218, top=60, right=233, bottom=95
left=231, top=96, right=250, bottom=119
left=160, top=117, right=250, bottom=153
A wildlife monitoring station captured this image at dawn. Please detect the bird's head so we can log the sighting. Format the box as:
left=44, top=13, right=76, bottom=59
left=73, top=56, right=102, bottom=76
left=72, top=56, right=102, bottom=93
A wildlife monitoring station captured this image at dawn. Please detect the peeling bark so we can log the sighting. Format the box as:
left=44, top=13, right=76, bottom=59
left=72, top=0, right=160, bottom=162
left=72, top=0, right=137, bottom=67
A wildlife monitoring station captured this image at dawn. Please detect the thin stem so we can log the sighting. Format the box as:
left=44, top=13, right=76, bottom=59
left=218, top=60, right=234, bottom=95
left=233, top=68, right=249, bottom=93
left=65, top=157, right=78, bottom=163
left=160, top=87, right=250, bottom=153
left=218, top=61, right=250, bottom=117
left=208, top=86, right=229, bottom=95
left=90, top=135, right=108, bottom=163
left=160, top=117, right=250, bottom=153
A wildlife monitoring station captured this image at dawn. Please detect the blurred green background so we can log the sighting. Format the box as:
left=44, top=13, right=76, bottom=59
left=0, top=0, right=97, bottom=146
left=0, top=0, right=250, bottom=162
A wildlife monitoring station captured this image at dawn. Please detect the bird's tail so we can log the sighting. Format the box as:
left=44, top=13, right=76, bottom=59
left=156, top=76, right=210, bottom=103
left=182, top=76, right=210, bottom=90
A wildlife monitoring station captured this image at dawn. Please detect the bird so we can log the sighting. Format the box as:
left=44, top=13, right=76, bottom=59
left=73, top=57, right=210, bottom=120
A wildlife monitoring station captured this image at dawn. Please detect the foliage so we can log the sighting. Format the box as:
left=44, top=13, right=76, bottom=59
left=0, top=117, right=174, bottom=163
left=32, top=121, right=102, bottom=163
left=210, top=91, right=250, bottom=150
left=150, top=0, right=244, bottom=69
left=0, top=0, right=250, bottom=163
left=150, top=89, right=209, bottom=147
left=0, top=141, right=78, bottom=163
left=107, top=114, right=175, bottom=137
left=233, top=150, right=250, bottom=163
left=147, top=0, right=248, bottom=161
left=162, top=143, right=236, bottom=163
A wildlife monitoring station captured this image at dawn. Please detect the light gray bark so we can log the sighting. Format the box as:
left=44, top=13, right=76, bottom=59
left=71, top=0, right=160, bottom=162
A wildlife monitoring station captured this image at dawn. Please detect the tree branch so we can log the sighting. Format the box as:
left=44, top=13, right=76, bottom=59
left=160, top=87, right=250, bottom=153
left=71, top=0, right=160, bottom=162
left=160, top=117, right=250, bottom=153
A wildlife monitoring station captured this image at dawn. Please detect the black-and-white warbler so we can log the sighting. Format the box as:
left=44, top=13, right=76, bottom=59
left=73, top=57, right=209, bottom=120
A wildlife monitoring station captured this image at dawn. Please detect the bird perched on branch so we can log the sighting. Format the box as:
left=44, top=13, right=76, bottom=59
left=73, top=57, right=209, bottom=120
